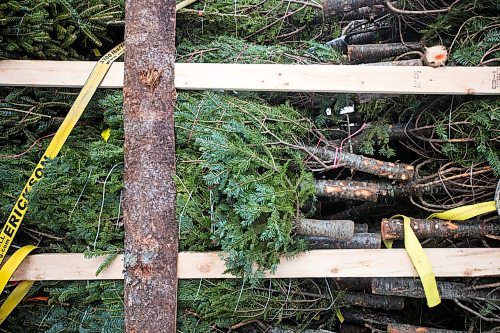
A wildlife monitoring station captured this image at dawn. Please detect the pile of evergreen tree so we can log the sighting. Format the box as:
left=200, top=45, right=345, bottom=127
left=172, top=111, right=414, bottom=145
left=0, top=0, right=499, bottom=332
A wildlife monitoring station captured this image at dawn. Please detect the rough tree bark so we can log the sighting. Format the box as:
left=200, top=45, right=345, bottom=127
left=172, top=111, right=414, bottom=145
left=322, top=0, right=387, bottom=20
left=123, top=0, right=178, bottom=331
left=381, top=217, right=500, bottom=240
left=315, top=180, right=406, bottom=202
left=348, top=43, right=421, bottom=63
left=296, top=218, right=354, bottom=239
left=307, top=146, right=415, bottom=180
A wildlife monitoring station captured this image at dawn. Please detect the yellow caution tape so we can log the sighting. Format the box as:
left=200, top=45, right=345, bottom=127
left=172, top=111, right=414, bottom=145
left=384, top=200, right=497, bottom=307
left=428, top=201, right=496, bottom=221
left=0, top=43, right=124, bottom=322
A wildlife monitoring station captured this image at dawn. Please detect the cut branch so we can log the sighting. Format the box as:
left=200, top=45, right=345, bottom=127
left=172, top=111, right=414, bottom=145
left=342, top=292, right=405, bottom=310
left=307, top=146, right=415, bottom=180
left=371, top=278, right=500, bottom=301
left=387, top=324, right=465, bottom=333
left=348, top=43, right=421, bottom=63
left=315, top=180, right=406, bottom=202
left=304, top=233, right=381, bottom=249
left=322, top=0, right=387, bottom=20
left=381, top=217, right=500, bottom=240
left=296, top=218, right=355, bottom=240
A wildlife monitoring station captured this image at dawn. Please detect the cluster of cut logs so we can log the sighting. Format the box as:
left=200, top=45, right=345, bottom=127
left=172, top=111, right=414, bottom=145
left=296, top=215, right=500, bottom=250
left=270, top=277, right=500, bottom=332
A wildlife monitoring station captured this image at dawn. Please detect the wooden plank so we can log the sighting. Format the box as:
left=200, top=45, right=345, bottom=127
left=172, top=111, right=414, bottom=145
left=0, top=60, right=499, bottom=94
left=9, top=249, right=500, bottom=281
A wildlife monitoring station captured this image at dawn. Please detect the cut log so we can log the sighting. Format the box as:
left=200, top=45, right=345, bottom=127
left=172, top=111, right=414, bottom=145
left=355, top=223, right=369, bottom=233
left=371, top=278, right=500, bottom=301
left=322, top=0, right=387, bottom=20
left=381, top=217, right=500, bottom=240
left=387, top=323, right=466, bottom=333
left=341, top=308, right=403, bottom=326
left=334, top=277, right=372, bottom=291
left=296, top=218, right=355, bottom=240
left=304, top=233, right=381, bottom=249
left=342, top=292, right=404, bottom=310
left=1, top=61, right=499, bottom=95
left=315, top=180, right=406, bottom=202
left=348, top=43, right=420, bottom=63
left=123, top=0, right=178, bottom=330
left=307, top=146, right=414, bottom=180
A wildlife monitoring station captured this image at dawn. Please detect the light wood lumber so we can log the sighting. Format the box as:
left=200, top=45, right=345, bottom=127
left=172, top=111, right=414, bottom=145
left=1, top=61, right=499, bottom=95
left=8, top=249, right=500, bottom=281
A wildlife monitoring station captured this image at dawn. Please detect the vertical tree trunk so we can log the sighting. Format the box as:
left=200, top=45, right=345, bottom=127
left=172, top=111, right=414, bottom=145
left=123, top=0, right=177, bottom=331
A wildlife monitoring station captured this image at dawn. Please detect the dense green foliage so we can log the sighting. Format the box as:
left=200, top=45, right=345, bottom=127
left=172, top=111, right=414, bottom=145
left=1, top=0, right=499, bottom=331
left=0, top=0, right=123, bottom=59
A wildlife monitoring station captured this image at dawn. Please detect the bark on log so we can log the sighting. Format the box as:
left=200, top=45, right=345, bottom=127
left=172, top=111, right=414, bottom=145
left=123, top=0, right=178, bottom=331
left=371, top=278, right=500, bottom=301
left=355, top=223, right=369, bottom=233
left=315, top=180, right=406, bottom=202
left=296, top=218, right=355, bottom=240
left=322, top=0, right=387, bottom=20
left=387, top=324, right=466, bottom=333
left=342, top=292, right=405, bottom=310
left=348, top=43, right=420, bottom=63
left=342, top=308, right=403, bottom=326
left=304, top=233, right=381, bottom=249
left=381, top=217, right=500, bottom=240
left=334, top=278, right=372, bottom=291
left=307, top=146, right=415, bottom=180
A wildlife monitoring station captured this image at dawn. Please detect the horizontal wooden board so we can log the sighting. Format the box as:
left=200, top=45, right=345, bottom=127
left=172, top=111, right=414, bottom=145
left=1, top=61, right=499, bottom=94
left=9, top=249, right=500, bottom=281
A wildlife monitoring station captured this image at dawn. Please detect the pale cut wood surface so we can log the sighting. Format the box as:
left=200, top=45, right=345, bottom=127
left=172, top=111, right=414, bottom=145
left=9, top=249, right=500, bottom=281
left=1, top=61, right=499, bottom=94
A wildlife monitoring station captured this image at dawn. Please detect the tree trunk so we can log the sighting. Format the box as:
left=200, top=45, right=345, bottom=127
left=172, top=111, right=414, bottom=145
left=304, top=233, right=381, bottom=249
left=296, top=218, right=355, bottom=240
left=123, top=0, right=178, bottom=331
left=348, top=43, right=421, bottom=63
left=307, top=146, right=415, bottom=180
left=387, top=324, right=466, bottom=333
left=371, top=278, right=500, bottom=301
left=381, top=217, right=500, bottom=240
left=322, top=0, right=387, bottom=20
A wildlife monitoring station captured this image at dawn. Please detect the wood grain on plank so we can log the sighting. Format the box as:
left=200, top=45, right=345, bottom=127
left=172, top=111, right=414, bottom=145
left=9, top=249, right=500, bottom=281
left=1, top=61, right=499, bottom=95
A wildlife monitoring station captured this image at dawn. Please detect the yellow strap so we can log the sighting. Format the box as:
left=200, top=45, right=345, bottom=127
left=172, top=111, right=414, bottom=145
left=387, top=215, right=441, bottom=307
left=384, top=201, right=496, bottom=306
left=0, top=281, right=34, bottom=325
left=428, top=201, right=496, bottom=221
left=0, top=246, right=37, bottom=325
left=0, top=43, right=124, bottom=265
left=0, top=245, right=37, bottom=295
